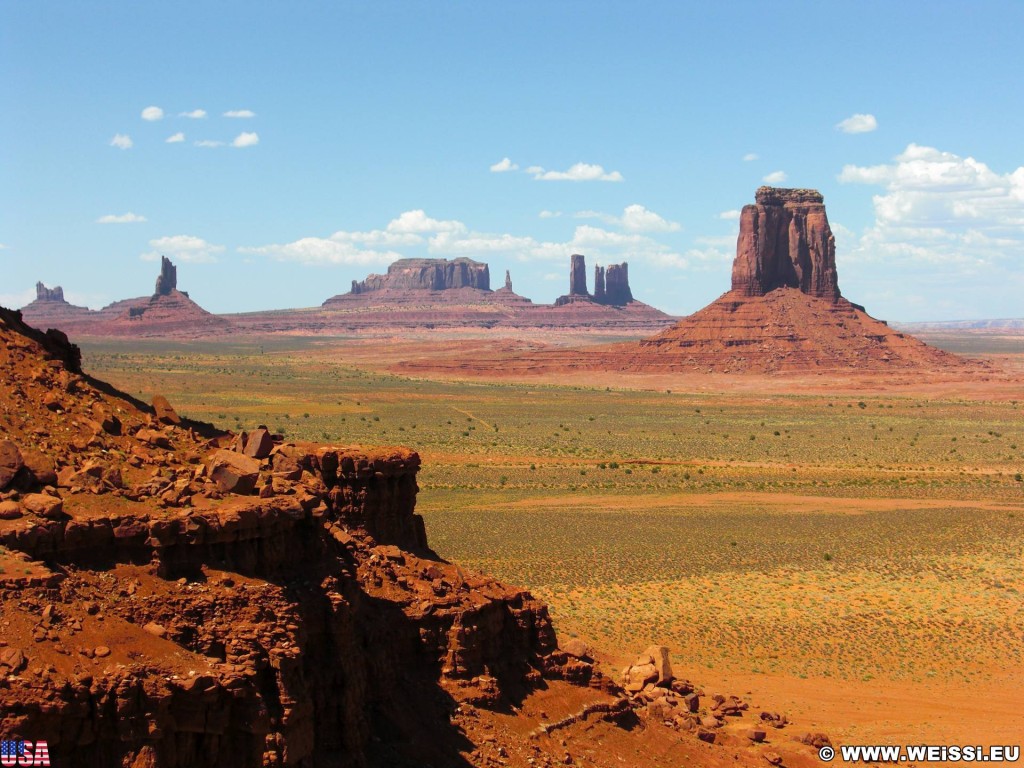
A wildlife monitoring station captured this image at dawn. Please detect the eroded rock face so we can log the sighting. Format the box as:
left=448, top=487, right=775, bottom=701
left=155, top=256, right=177, bottom=296
left=569, top=254, right=588, bottom=296
left=349, top=258, right=490, bottom=294
left=731, top=186, right=840, bottom=302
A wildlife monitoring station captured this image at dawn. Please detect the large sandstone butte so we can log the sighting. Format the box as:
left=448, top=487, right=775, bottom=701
left=0, top=303, right=825, bottom=767
left=630, top=187, right=971, bottom=373
left=731, top=187, right=839, bottom=301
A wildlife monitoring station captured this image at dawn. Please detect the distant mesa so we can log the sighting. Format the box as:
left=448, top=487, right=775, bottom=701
left=20, top=282, right=94, bottom=325
left=306, top=254, right=672, bottom=333
left=20, top=256, right=227, bottom=339
left=345, top=257, right=490, bottom=296
left=555, top=254, right=634, bottom=307
left=631, top=186, right=969, bottom=372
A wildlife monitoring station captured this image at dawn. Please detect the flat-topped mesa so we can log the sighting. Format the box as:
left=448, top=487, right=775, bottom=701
left=349, top=257, right=490, bottom=294
left=731, top=186, right=840, bottom=302
left=35, top=282, right=65, bottom=302
left=154, top=255, right=177, bottom=296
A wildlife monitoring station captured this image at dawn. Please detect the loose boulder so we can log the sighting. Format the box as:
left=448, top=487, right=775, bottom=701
left=209, top=449, right=261, bottom=494
left=152, top=395, right=181, bottom=425
left=243, top=427, right=274, bottom=459
left=0, top=440, right=24, bottom=489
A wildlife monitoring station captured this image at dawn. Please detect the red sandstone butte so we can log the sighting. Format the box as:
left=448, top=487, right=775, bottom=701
left=732, top=186, right=839, bottom=301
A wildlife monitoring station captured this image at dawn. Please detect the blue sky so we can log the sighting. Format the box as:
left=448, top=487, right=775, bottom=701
left=3, top=1, right=1023, bottom=321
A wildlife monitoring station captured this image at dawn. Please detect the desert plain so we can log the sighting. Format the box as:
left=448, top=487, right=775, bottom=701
left=79, top=327, right=1024, bottom=750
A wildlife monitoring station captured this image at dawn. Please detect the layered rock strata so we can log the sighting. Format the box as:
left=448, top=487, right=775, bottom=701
left=731, top=186, right=839, bottom=301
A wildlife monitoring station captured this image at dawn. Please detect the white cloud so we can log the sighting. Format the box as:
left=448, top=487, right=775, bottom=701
left=838, top=144, right=1024, bottom=272
left=621, top=204, right=680, bottom=232
left=142, top=235, right=224, bottom=264
left=532, top=162, right=624, bottom=182
left=97, top=212, right=147, bottom=224
left=539, top=210, right=562, bottom=219
left=245, top=211, right=689, bottom=278
left=223, top=109, right=256, bottom=118
left=0, top=243, right=8, bottom=249
left=763, top=170, right=788, bottom=183
left=429, top=231, right=538, bottom=254
left=180, top=109, right=207, bottom=119
left=195, top=139, right=224, bottom=148
left=141, top=106, right=164, bottom=121
left=836, top=113, right=878, bottom=134
left=110, top=133, right=133, bottom=149
left=490, top=157, right=518, bottom=172
left=241, top=210, right=470, bottom=266
left=166, top=132, right=186, bottom=143
left=743, top=153, right=759, bottom=162
left=426, top=223, right=684, bottom=268
left=232, top=131, right=259, bottom=148
left=718, top=209, right=741, bottom=220
left=386, top=210, right=466, bottom=234
left=240, top=238, right=403, bottom=267
left=571, top=205, right=680, bottom=233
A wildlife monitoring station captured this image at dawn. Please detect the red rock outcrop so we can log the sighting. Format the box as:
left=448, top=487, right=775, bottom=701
left=0, top=302, right=568, bottom=767
left=731, top=187, right=839, bottom=301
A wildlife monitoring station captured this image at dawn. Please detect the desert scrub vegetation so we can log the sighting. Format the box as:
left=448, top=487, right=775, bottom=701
left=80, top=339, right=1024, bottom=685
